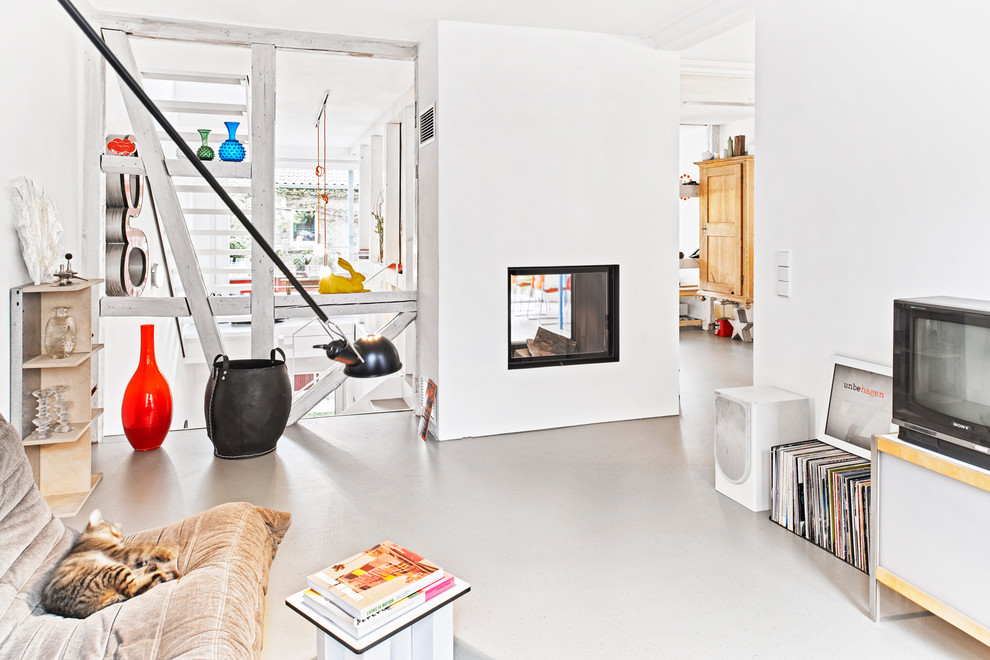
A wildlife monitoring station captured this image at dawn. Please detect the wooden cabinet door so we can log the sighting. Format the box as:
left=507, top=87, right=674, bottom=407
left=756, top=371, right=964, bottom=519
left=699, top=163, right=743, bottom=296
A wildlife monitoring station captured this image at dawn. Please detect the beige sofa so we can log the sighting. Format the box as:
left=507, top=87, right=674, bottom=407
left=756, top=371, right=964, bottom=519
left=0, top=414, right=291, bottom=658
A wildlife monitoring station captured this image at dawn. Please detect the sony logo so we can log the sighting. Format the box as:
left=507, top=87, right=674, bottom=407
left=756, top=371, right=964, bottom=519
left=952, top=421, right=972, bottom=431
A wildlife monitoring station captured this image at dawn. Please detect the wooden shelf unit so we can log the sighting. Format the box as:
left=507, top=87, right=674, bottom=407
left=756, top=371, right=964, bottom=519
left=10, top=279, right=104, bottom=517
left=679, top=287, right=703, bottom=327
left=23, top=344, right=105, bottom=369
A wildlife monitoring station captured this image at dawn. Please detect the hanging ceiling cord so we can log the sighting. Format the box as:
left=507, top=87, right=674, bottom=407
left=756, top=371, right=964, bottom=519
left=315, top=121, right=323, bottom=266
left=315, top=101, right=331, bottom=267
left=322, top=107, right=329, bottom=263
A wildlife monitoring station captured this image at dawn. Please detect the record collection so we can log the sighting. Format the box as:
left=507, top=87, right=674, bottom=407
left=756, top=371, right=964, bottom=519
left=769, top=440, right=871, bottom=573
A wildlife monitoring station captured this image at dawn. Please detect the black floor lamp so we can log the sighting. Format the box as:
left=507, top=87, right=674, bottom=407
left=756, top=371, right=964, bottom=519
left=56, top=0, right=401, bottom=378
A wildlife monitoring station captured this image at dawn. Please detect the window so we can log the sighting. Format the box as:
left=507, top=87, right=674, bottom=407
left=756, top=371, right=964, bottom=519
left=293, top=210, right=316, bottom=242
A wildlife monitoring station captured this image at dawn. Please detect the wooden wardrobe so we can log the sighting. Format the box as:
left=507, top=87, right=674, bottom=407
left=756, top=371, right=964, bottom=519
left=695, top=155, right=754, bottom=305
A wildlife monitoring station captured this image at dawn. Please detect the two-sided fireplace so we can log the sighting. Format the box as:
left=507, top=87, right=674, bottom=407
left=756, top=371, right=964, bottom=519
left=508, top=265, right=619, bottom=369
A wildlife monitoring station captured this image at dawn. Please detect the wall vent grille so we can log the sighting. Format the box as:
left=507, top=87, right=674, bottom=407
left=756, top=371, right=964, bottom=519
left=419, top=105, right=435, bottom=146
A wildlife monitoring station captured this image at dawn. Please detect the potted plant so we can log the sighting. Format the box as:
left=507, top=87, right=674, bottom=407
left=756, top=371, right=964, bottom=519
left=292, top=253, right=312, bottom=275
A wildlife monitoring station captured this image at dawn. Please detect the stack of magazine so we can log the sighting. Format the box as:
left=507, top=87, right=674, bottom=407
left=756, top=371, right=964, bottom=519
left=769, top=440, right=871, bottom=573
left=302, top=541, right=455, bottom=638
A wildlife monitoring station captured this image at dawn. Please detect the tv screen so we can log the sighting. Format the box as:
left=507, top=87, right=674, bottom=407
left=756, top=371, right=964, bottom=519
left=823, top=360, right=894, bottom=455
left=910, top=317, right=990, bottom=426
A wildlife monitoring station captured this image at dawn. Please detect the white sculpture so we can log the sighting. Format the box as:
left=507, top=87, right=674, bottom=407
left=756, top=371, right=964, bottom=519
left=8, top=177, right=63, bottom=285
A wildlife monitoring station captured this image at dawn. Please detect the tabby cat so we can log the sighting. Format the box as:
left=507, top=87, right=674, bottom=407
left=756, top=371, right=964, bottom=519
left=41, top=509, right=181, bottom=618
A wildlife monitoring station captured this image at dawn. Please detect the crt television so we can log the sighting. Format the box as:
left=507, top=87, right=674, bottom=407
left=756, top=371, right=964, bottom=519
left=893, top=296, right=990, bottom=469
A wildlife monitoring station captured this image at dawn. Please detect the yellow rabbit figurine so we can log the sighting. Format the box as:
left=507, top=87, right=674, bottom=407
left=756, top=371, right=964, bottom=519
left=318, top=257, right=369, bottom=294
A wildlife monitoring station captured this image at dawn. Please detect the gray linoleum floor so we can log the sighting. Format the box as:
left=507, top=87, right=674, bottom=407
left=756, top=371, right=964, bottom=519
left=67, top=330, right=987, bottom=659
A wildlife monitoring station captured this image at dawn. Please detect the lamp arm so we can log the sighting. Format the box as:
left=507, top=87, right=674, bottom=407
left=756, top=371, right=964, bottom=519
left=56, top=0, right=331, bottom=328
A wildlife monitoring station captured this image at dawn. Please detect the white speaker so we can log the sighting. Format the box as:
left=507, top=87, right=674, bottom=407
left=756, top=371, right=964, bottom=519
left=714, top=386, right=811, bottom=512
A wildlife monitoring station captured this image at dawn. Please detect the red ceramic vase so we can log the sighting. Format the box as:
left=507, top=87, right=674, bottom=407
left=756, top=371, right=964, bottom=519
left=121, top=324, right=172, bottom=451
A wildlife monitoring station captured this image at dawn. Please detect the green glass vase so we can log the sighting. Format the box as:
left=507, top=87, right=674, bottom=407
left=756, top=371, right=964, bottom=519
left=196, top=129, right=214, bottom=161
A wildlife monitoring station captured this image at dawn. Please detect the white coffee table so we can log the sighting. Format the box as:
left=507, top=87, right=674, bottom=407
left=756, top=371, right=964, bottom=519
left=285, top=578, right=470, bottom=659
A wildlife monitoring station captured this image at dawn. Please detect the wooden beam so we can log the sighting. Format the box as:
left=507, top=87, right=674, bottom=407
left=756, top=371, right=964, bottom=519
left=81, top=49, right=106, bottom=281
left=94, top=13, right=418, bottom=60
left=358, top=145, right=371, bottom=256
left=100, top=291, right=417, bottom=318
left=251, top=43, right=277, bottom=358
left=140, top=69, right=246, bottom=85
left=287, top=311, right=417, bottom=425
left=648, top=0, right=754, bottom=51
left=274, top=299, right=416, bottom=318
left=680, top=74, right=755, bottom=106
left=102, top=154, right=253, bottom=179
left=401, top=104, right=417, bottom=287
left=101, top=296, right=191, bottom=317
left=155, top=100, right=248, bottom=116
left=401, top=104, right=418, bottom=388
left=82, top=47, right=106, bottom=443
left=102, top=29, right=225, bottom=365
left=385, top=122, right=401, bottom=267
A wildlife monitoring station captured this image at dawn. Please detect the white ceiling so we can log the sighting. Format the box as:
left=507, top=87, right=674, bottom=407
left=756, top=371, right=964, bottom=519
left=91, top=0, right=719, bottom=43
left=94, top=1, right=754, bottom=157
left=274, top=50, right=413, bottom=161
left=681, top=19, right=754, bottom=64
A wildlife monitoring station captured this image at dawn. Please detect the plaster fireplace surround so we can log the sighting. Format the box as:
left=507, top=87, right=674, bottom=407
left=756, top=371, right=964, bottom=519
left=508, top=265, right=618, bottom=369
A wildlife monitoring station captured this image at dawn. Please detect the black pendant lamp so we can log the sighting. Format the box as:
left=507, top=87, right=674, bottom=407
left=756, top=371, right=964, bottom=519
left=318, top=335, right=402, bottom=378
left=57, top=0, right=401, bottom=378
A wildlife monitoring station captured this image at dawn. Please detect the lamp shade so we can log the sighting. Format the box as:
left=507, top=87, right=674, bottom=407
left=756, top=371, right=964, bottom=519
left=344, top=335, right=402, bottom=378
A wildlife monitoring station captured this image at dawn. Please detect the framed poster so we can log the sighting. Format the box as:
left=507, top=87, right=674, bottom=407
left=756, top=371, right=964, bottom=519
left=419, top=380, right=437, bottom=441
left=820, top=355, right=896, bottom=459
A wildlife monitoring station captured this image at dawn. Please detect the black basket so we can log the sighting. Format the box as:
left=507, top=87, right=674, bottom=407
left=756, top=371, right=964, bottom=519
left=204, top=348, right=292, bottom=459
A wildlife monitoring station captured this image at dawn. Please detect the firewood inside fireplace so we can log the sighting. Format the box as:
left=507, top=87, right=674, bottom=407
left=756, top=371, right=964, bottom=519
left=529, top=326, right=576, bottom=356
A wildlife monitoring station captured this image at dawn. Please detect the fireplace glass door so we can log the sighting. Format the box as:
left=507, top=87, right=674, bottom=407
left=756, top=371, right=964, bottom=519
left=508, top=265, right=618, bottom=368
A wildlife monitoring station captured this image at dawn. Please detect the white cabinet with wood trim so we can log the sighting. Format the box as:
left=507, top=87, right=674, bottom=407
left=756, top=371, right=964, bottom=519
left=871, top=433, right=990, bottom=646
left=696, top=155, right=753, bottom=305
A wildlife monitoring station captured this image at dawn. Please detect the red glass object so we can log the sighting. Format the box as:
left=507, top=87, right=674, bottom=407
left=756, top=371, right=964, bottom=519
left=121, top=324, right=172, bottom=451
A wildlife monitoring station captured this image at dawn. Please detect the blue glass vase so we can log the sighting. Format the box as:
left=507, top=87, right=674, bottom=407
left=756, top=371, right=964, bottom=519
left=218, top=121, right=246, bottom=162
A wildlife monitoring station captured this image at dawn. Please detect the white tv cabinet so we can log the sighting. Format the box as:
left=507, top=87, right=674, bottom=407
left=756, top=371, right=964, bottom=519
left=870, top=433, right=990, bottom=646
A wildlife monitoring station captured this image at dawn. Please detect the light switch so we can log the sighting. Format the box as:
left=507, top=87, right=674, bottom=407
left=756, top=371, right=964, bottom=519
left=776, top=266, right=790, bottom=282
left=776, top=251, right=791, bottom=267
left=776, top=281, right=791, bottom=297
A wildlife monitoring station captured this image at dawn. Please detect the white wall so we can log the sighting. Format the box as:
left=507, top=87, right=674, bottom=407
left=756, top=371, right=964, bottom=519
left=416, top=23, right=440, bottom=426
left=419, top=21, right=681, bottom=440
left=0, top=4, right=87, bottom=419
left=754, top=1, right=990, bottom=427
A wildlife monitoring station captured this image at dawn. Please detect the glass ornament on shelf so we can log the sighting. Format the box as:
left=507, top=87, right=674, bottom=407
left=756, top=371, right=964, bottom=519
left=32, top=389, right=53, bottom=439
left=196, top=129, right=214, bottom=161
left=52, top=385, right=74, bottom=433
left=218, top=121, right=246, bottom=162
left=44, top=307, right=76, bottom=359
